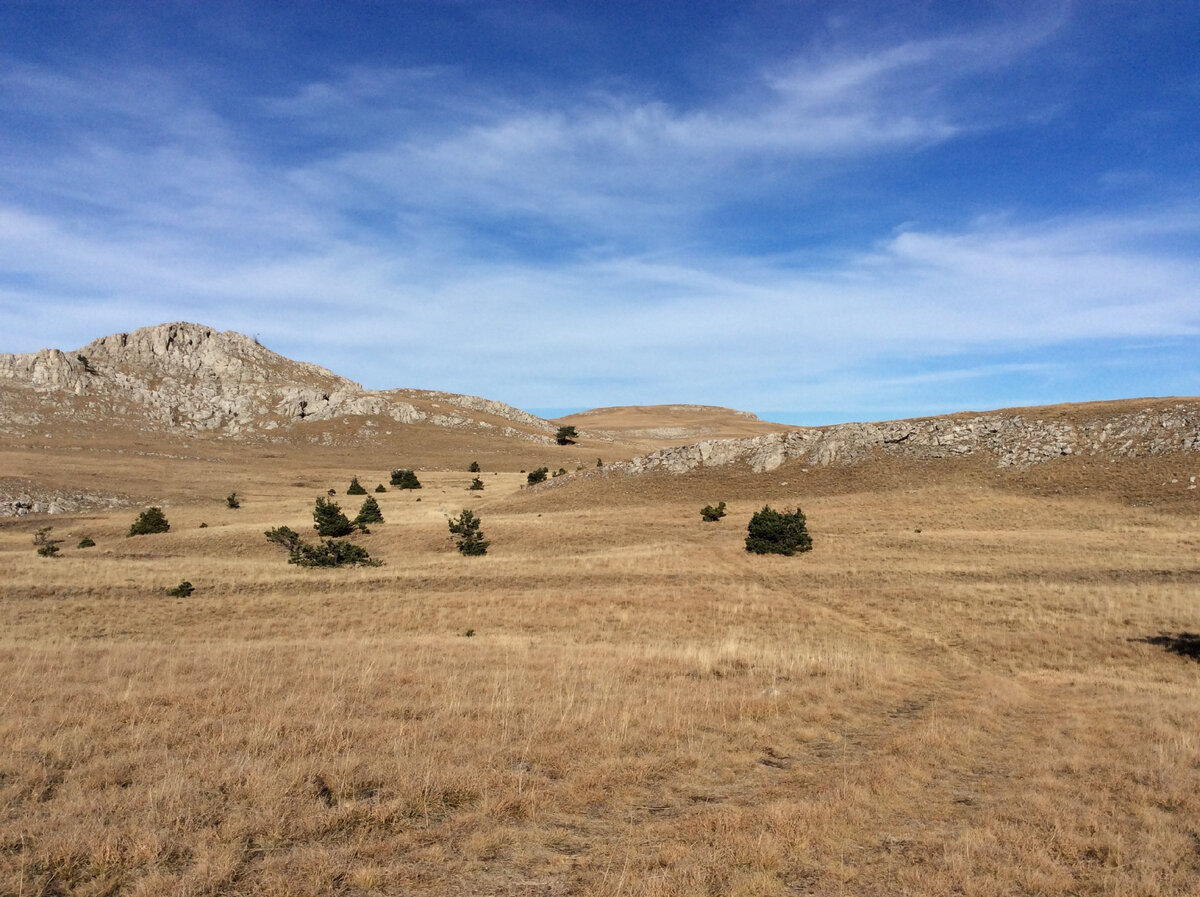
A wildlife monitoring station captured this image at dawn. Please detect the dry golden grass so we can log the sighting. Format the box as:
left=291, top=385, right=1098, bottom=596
left=2, top=444, right=1199, bottom=896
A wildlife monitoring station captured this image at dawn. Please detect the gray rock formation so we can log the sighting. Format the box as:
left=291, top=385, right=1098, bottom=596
left=549, top=404, right=1200, bottom=482
left=0, top=322, right=556, bottom=441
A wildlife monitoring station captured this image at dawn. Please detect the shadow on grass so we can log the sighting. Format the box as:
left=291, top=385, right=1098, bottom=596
left=1133, top=632, right=1200, bottom=661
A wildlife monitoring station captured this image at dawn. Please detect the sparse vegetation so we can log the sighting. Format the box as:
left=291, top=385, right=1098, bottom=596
left=226, top=491, right=240, bottom=509
left=527, top=467, right=549, bottom=485
left=312, top=496, right=354, bottom=538
left=745, top=504, right=812, bottom=555
left=36, top=544, right=59, bottom=558
left=469, top=476, right=484, bottom=491
left=128, top=506, right=170, bottom=536
left=166, top=580, right=194, bottom=597
left=264, top=525, right=305, bottom=553
left=390, top=468, right=422, bottom=489
left=32, top=526, right=53, bottom=546
left=375, top=483, right=386, bottom=493
left=346, top=476, right=367, bottom=495
left=552, top=467, right=567, bottom=477
left=448, top=509, right=489, bottom=556
left=76, top=354, right=96, bottom=374
left=555, top=425, right=577, bottom=445
left=77, top=537, right=95, bottom=549
left=468, top=460, right=480, bottom=473
left=700, top=500, right=727, bottom=522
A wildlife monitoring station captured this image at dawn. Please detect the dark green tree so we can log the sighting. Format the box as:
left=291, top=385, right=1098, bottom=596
left=468, top=460, right=481, bottom=473
left=265, top=526, right=305, bottom=553
left=313, top=497, right=354, bottom=538
left=354, top=495, right=384, bottom=525
left=346, top=476, right=367, bottom=495
left=745, top=506, right=812, bottom=556
left=166, top=581, right=194, bottom=597
left=701, top=501, right=727, bottom=522
left=526, top=467, right=549, bottom=485
left=289, top=539, right=379, bottom=567
left=469, top=476, right=485, bottom=491
left=448, top=509, right=490, bottom=556
left=226, top=491, right=240, bottom=509
left=555, top=425, right=578, bottom=445
left=129, top=507, right=170, bottom=536
left=390, top=468, right=422, bottom=489
left=374, top=483, right=386, bottom=493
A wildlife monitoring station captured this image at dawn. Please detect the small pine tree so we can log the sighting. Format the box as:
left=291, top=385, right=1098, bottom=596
left=374, top=483, right=386, bottom=493
left=468, top=460, right=481, bottom=473
left=312, top=497, right=354, bottom=538
left=390, top=468, right=422, bottom=489
left=527, top=467, right=549, bottom=485
left=346, top=476, right=367, bottom=495
left=226, top=492, right=240, bottom=509
left=37, top=544, right=60, bottom=558
left=129, top=507, right=170, bottom=536
left=701, top=501, right=727, bottom=522
left=166, top=581, right=194, bottom=597
left=469, top=476, right=484, bottom=491
left=745, top=506, right=812, bottom=556
left=555, top=425, right=578, bottom=445
left=33, top=526, right=53, bottom=546
left=77, top=537, right=96, bottom=549
left=355, top=495, right=384, bottom=525
left=597, top=457, right=603, bottom=467
left=448, top=509, right=489, bottom=556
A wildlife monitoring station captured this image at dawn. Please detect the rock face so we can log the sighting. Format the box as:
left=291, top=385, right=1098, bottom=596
left=565, top=404, right=1200, bottom=479
left=0, top=322, right=556, bottom=441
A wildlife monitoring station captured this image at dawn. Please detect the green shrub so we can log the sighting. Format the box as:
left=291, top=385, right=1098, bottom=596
left=226, top=491, right=240, bottom=509
left=166, top=581, right=194, bottom=597
left=129, top=507, right=170, bottom=536
left=552, top=467, right=567, bottom=477
left=346, top=476, right=367, bottom=495
left=354, top=495, right=384, bottom=525
left=526, top=467, right=549, bottom=485
left=469, top=476, right=484, bottom=491
left=448, top=509, right=489, bottom=556
left=555, top=425, right=577, bottom=445
left=374, top=484, right=386, bottom=493
left=745, top=505, right=812, bottom=556
left=701, top=501, right=727, bottom=522
left=468, top=461, right=480, bottom=473
left=289, top=539, right=380, bottom=567
left=36, top=544, right=60, bottom=558
left=390, top=468, right=422, bottom=489
left=264, top=526, right=305, bottom=553
left=77, top=537, right=96, bottom=549
left=312, top=497, right=354, bottom=538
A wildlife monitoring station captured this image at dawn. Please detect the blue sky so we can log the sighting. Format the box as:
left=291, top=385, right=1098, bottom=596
left=1, top=1, right=1197, bottom=423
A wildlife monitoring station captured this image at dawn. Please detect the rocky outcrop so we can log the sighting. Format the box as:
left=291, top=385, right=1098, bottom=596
left=0, top=484, right=134, bottom=517
left=551, top=404, right=1200, bottom=481
left=0, top=322, right=555, bottom=442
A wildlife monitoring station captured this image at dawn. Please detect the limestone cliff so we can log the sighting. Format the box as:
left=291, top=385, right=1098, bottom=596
left=0, top=322, right=556, bottom=441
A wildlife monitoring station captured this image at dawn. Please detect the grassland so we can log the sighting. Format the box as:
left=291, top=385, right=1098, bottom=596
left=2, top=444, right=1199, bottom=896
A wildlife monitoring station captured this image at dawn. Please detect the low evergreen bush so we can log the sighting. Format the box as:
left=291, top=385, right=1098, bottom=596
left=526, top=467, right=549, bottom=485
left=129, top=507, right=170, bottom=536
left=226, top=492, right=240, bottom=509
left=77, top=537, right=96, bottom=549
left=468, top=461, right=481, bottom=473
left=469, top=476, right=484, bottom=491
left=701, top=501, right=727, bottom=522
left=289, top=539, right=380, bottom=567
left=390, top=468, right=422, bottom=489
left=347, top=477, right=367, bottom=495
left=556, top=425, right=577, bottom=445
left=166, top=581, right=194, bottom=597
left=36, top=544, right=60, bottom=558
left=374, top=484, right=386, bottom=493
left=745, top=505, right=812, bottom=556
